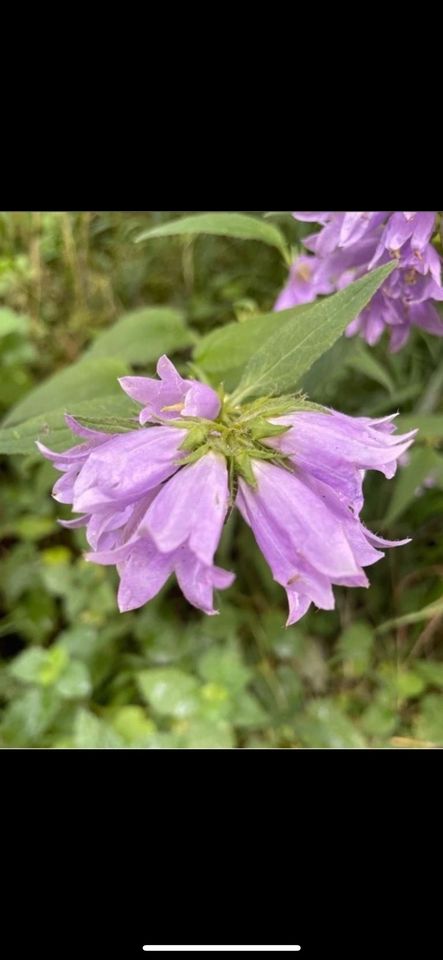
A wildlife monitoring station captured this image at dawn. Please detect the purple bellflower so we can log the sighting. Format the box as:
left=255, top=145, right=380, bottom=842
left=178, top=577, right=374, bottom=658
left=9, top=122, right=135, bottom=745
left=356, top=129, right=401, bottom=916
left=38, top=362, right=232, bottom=616
left=38, top=356, right=416, bottom=624
left=276, top=212, right=443, bottom=350
left=119, top=354, right=220, bottom=423
left=237, top=409, right=416, bottom=624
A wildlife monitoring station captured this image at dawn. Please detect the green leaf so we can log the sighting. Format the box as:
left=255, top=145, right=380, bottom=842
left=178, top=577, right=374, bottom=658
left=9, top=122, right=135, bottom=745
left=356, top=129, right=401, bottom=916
left=179, top=718, right=235, bottom=749
left=0, top=688, right=61, bottom=745
left=55, top=661, right=92, bottom=700
left=297, top=336, right=354, bottom=400
left=383, top=447, right=443, bottom=524
left=194, top=309, right=304, bottom=387
left=392, top=670, right=425, bottom=699
left=377, top=595, right=443, bottom=634
left=414, top=660, right=443, bottom=689
left=10, top=515, right=56, bottom=541
left=111, top=706, right=156, bottom=745
left=346, top=339, right=395, bottom=394
left=414, top=694, right=443, bottom=745
left=360, top=694, right=397, bottom=739
left=9, top=645, right=68, bottom=686
left=198, top=644, right=252, bottom=694
left=3, top=356, right=129, bottom=428
left=38, top=646, right=69, bottom=685
left=337, top=622, right=375, bottom=678
left=74, top=709, right=124, bottom=748
left=71, top=415, right=139, bottom=434
left=233, top=692, right=267, bottom=728
left=0, top=307, right=29, bottom=338
left=137, top=668, right=200, bottom=718
left=416, top=353, right=443, bottom=414
left=295, top=699, right=366, bottom=748
left=86, top=306, right=194, bottom=363
left=58, top=626, right=99, bottom=660
left=0, top=392, right=138, bottom=455
left=135, top=212, right=289, bottom=260
left=230, top=262, right=396, bottom=402
left=9, top=647, right=48, bottom=684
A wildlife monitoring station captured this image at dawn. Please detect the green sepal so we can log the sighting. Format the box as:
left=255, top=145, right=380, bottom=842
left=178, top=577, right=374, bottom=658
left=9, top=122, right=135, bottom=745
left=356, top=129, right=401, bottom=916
left=229, top=392, right=327, bottom=423
left=167, top=416, right=221, bottom=430
left=248, top=419, right=291, bottom=440
left=179, top=424, right=210, bottom=452
left=178, top=442, right=212, bottom=466
left=234, top=452, right=257, bottom=487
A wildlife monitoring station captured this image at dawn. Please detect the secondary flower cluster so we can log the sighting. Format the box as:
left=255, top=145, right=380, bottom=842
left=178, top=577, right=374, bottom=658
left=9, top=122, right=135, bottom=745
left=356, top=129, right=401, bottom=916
left=275, top=212, right=443, bottom=351
left=38, top=356, right=416, bottom=623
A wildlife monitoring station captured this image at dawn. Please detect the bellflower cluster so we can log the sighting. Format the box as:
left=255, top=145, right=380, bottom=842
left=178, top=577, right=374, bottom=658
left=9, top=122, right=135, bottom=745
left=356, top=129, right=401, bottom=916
left=275, top=212, right=443, bottom=350
left=38, top=356, right=416, bottom=624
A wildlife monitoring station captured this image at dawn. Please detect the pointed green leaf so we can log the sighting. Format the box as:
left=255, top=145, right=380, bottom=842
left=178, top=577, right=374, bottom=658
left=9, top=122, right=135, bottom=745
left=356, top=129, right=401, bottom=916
left=194, top=308, right=311, bottom=381
left=3, top=357, right=129, bottom=428
left=377, top=596, right=443, bottom=634
left=137, top=668, right=200, bottom=718
left=231, top=262, right=395, bottom=402
left=0, top=393, right=138, bottom=455
left=135, top=212, right=289, bottom=260
left=0, top=307, right=30, bottom=338
left=384, top=447, right=443, bottom=524
left=346, top=339, right=396, bottom=394
left=86, top=306, right=194, bottom=362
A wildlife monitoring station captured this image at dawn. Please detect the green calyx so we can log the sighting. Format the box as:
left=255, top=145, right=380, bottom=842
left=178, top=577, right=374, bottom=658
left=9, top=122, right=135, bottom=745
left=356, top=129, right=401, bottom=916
left=173, top=390, right=326, bottom=489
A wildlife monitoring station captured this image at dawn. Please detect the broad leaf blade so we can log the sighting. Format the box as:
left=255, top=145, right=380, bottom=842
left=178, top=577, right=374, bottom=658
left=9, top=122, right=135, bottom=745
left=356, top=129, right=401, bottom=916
left=0, top=307, right=30, bottom=338
left=231, top=262, right=395, bottom=402
left=194, top=304, right=315, bottom=384
left=384, top=448, right=443, bottom=524
left=135, top=212, right=289, bottom=260
left=377, top=596, right=443, bottom=634
left=3, top=357, right=129, bottom=428
left=346, top=339, right=396, bottom=394
left=86, top=306, right=194, bottom=362
left=0, top=394, right=138, bottom=455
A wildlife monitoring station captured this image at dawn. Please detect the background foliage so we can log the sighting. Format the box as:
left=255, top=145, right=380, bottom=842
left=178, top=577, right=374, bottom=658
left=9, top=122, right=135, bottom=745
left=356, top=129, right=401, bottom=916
left=1, top=211, right=443, bottom=748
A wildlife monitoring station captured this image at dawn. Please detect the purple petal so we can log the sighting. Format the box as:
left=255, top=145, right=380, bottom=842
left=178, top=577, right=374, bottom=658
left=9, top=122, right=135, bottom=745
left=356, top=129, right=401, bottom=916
left=286, top=592, right=312, bottom=626
left=243, top=462, right=361, bottom=579
left=175, top=548, right=235, bottom=615
left=292, top=212, right=332, bottom=223
left=53, top=466, right=82, bottom=504
left=182, top=382, right=221, bottom=419
left=268, top=410, right=417, bottom=483
left=72, top=426, right=186, bottom=513
left=119, top=355, right=221, bottom=424
left=410, top=212, right=436, bottom=251
left=116, top=540, right=175, bottom=612
left=64, top=414, right=111, bottom=440
left=58, top=515, right=89, bottom=529
left=142, top=452, right=229, bottom=565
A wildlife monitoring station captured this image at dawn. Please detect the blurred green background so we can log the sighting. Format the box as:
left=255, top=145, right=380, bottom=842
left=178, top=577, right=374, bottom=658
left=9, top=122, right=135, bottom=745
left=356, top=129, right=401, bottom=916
left=1, top=211, right=443, bottom=748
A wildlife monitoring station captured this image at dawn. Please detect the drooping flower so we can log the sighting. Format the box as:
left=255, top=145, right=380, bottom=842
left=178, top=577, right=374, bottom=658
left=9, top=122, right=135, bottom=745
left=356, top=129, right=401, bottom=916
left=265, top=409, right=417, bottom=514
left=236, top=408, right=417, bottom=624
left=86, top=538, right=234, bottom=615
left=84, top=452, right=233, bottom=614
left=38, top=357, right=416, bottom=624
left=37, top=361, right=234, bottom=616
left=277, top=211, right=443, bottom=350
left=274, top=254, right=335, bottom=310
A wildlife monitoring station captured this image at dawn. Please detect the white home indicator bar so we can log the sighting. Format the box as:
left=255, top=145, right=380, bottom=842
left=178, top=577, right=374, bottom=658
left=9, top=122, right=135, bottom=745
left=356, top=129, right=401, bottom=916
left=143, top=948, right=301, bottom=953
